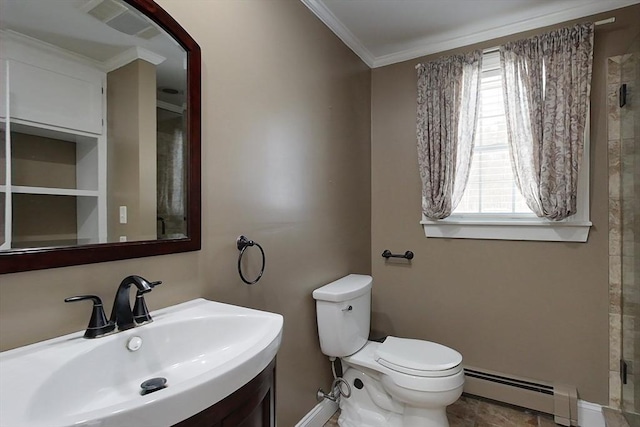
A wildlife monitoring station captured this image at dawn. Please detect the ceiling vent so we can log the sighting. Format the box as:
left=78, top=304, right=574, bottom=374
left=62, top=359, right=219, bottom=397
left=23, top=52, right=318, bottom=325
left=85, top=0, right=128, bottom=23
left=136, top=26, right=162, bottom=40
left=83, top=0, right=160, bottom=39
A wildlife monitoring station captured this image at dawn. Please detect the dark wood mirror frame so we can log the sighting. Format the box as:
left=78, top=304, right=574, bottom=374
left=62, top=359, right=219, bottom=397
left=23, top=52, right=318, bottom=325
left=0, top=0, right=201, bottom=274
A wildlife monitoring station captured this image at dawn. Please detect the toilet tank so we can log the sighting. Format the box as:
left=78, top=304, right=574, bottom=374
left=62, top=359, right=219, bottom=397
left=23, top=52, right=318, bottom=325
left=312, top=274, right=372, bottom=357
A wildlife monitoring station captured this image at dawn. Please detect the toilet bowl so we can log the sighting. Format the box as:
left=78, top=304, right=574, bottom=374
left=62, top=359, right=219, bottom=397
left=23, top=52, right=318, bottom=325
left=342, top=339, right=464, bottom=427
left=313, top=275, right=463, bottom=427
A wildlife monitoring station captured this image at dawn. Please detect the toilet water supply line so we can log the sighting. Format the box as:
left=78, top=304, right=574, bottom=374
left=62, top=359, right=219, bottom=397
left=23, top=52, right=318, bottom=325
left=316, top=357, right=352, bottom=402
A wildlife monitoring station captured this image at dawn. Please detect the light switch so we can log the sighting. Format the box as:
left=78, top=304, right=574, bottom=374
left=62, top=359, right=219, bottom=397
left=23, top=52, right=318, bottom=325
left=119, top=206, right=127, bottom=224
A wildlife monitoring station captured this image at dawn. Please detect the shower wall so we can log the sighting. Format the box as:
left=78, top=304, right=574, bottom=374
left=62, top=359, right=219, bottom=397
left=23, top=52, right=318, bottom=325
left=608, top=43, right=640, bottom=425
left=620, top=37, right=640, bottom=424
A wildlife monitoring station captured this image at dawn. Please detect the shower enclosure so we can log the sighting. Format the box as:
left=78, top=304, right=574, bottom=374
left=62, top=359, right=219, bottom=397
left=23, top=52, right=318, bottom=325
left=608, top=30, right=640, bottom=425
left=620, top=33, right=640, bottom=426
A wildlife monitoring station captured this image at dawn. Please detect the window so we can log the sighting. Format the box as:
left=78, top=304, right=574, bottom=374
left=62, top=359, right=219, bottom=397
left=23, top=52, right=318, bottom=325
left=421, top=51, right=591, bottom=242
left=456, top=56, right=531, bottom=216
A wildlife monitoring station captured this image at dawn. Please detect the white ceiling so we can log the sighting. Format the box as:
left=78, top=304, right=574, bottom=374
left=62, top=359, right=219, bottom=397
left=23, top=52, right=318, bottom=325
left=301, top=0, right=640, bottom=68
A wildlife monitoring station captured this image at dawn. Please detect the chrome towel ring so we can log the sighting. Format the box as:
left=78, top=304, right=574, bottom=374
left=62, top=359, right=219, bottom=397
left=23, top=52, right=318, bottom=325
left=236, top=235, right=265, bottom=285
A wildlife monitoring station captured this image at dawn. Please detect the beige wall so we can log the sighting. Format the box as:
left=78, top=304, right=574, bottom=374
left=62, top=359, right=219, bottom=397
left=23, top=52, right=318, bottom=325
left=107, top=59, right=157, bottom=242
left=371, top=5, right=640, bottom=405
left=11, top=133, right=76, bottom=189
left=0, top=2, right=371, bottom=426
left=12, top=194, right=78, bottom=248
left=11, top=133, right=77, bottom=247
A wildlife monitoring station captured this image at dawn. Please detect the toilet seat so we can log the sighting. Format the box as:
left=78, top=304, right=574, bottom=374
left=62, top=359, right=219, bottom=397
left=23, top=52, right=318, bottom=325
left=343, top=341, right=465, bottom=393
left=374, top=337, right=462, bottom=378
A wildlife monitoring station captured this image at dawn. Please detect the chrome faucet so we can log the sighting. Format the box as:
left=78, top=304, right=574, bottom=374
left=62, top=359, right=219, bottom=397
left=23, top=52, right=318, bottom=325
left=109, top=275, right=159, bottom=331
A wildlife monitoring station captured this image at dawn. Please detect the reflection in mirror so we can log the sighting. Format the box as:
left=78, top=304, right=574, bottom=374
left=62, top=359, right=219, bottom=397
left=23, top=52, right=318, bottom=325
left=0, top=127, right=5, bottom=248
left=157, top=107, right=186, bottom=239
left=0, top=0, right=189, bottom=251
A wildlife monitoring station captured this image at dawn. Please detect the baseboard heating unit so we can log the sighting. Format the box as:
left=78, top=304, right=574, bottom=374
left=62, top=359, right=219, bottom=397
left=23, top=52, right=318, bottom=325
left=464, top=366, right=578, bottom=426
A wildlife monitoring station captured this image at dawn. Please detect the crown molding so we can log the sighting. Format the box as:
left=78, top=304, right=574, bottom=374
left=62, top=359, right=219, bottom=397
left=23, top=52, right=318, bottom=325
left=374, top=0, right=640, bottom=67
left=1, top=29, right=166, bottom=75
left=103, top=46, right=166, bottom=72
left=0, top=29, right=103, bottom=70
left=299, top=0, right=375, bottom=67
left=157, top=100, right=184, bottom=113
left=301, top=0, right=640, bottom=69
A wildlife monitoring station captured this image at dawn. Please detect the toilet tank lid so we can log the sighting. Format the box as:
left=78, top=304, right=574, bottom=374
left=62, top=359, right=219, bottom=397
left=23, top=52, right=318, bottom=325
left=312, top=274, right=372, bottom=302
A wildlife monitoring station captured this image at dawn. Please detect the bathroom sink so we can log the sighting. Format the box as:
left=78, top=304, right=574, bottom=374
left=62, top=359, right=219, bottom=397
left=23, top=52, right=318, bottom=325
left=0, top=299, right=283, bottom=427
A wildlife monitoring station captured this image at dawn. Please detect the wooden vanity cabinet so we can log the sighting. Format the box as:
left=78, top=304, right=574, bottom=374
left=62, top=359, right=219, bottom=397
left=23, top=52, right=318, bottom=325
left=173, top=359, right=276, bottom=427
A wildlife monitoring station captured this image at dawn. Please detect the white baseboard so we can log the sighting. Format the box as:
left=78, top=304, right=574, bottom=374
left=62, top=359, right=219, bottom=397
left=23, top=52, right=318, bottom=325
left=578, top=400, right=604, bottom=427
left=295, top=398, right=339, bottom=427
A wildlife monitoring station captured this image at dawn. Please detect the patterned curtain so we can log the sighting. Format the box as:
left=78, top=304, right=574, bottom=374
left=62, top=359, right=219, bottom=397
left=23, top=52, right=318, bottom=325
left=157, top=127, right=185, bottom=228
left=500, top=23, right=594, bottom=221
left=416, top=51, right=483, bottom=219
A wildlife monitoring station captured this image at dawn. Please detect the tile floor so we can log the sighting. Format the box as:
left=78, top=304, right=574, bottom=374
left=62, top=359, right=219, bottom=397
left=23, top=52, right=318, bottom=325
left=323, top=394, right=559, bottom=427
left=603, top=407, right=633, bottom=427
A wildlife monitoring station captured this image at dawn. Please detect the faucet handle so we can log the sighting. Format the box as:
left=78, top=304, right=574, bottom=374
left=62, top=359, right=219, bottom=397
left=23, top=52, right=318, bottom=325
left=64, top=295, right=115, bottom=338
left=133, top=281, right=162, bottom=325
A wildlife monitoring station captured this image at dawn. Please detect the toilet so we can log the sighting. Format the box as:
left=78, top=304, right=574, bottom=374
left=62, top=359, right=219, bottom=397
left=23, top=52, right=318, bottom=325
left=313, top=274, right=464, bottom=427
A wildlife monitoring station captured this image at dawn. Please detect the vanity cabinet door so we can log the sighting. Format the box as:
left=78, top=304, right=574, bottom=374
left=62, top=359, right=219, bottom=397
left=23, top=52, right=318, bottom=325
left=220, top=386, right=273, bottom=427
left=173, top=359, right=275, bottom=427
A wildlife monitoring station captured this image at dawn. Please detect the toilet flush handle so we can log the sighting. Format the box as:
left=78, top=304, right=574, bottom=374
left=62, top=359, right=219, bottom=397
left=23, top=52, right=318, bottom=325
left=342, top=305, right=353, bottom=312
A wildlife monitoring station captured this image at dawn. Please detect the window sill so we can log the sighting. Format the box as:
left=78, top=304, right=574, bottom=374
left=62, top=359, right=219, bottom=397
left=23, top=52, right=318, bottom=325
left=420, top=216, right=592, bottom=242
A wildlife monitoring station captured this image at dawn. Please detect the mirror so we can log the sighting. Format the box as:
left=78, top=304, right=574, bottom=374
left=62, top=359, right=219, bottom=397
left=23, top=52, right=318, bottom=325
left=0, top=0, right=201, bottom=273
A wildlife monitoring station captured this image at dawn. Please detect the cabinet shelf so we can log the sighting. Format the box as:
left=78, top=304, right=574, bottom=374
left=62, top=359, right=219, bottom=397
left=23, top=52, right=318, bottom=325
left=0, top=185, right=99, bottom=197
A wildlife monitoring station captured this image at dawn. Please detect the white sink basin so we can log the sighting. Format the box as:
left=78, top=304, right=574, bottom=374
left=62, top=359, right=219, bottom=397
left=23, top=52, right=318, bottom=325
left=0, top=298, right=283, bottom=427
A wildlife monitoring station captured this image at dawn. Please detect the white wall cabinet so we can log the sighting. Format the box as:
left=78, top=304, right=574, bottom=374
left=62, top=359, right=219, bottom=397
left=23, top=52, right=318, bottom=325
left=0, top=31, right=107, bottom=250
left=8, top=60, right=103, bottom=134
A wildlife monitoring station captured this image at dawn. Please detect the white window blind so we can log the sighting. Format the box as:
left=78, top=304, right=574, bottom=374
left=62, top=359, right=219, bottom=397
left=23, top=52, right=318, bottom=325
left=455, top=52, right=532, bottom=216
